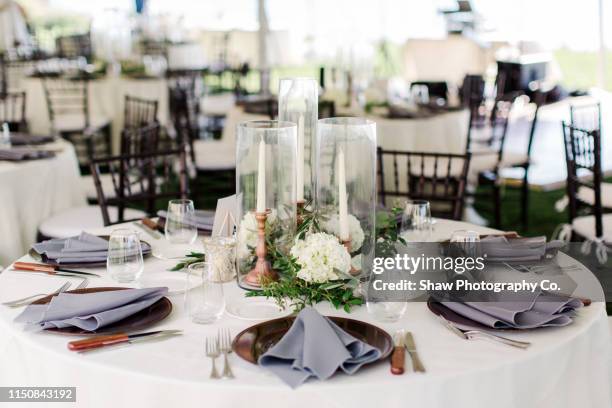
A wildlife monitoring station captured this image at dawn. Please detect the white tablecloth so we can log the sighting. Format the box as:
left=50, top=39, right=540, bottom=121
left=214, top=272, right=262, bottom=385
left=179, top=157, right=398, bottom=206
left=0, top=219, right=609, bottom=408
left=0, top=140, right=85, bottom=266
left=22, top=76, right=169, bottom=153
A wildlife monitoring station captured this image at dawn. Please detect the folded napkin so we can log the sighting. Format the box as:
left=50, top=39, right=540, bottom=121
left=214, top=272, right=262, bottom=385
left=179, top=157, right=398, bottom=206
left=0, top=148, right=55, bottom=161
left=157, top=209, right=214, bottom=230
left=9, top=133, right=55, bottom=146
left=480, top=236, right=564, bottom=262
left=258, top=307, right=382, bottom=388
left=15, top=287, right=168, bottom=331
left=439, top=290, right=582, bottom=329
left=32, top=232, right=151, bottom=264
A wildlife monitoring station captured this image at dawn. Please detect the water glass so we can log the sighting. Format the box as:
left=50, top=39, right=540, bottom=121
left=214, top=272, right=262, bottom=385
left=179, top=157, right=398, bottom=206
left=450, top=230, right=481, bottom=258
left=107, top=229, right=144, bottom=283
left=401, top=200, right=432, bottom=242
left=165, top=199, right=198, bottom=245
left=185, top=262, right=225, bottom=324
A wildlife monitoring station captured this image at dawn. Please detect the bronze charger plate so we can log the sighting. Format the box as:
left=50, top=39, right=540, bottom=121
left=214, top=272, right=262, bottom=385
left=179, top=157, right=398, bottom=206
left=232, top=315, right=393, bottom=365
left=29, top=235, right=152, bottom=268
left=32, top=287, right=172, bottom=336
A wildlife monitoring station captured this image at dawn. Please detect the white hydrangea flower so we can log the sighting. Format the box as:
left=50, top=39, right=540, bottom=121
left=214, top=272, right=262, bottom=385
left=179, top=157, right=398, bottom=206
left=291, top=232, right=351, bottom=283
left=237, top=209, right=278, bottom=261
left=322, top=214, right=365, bottom=252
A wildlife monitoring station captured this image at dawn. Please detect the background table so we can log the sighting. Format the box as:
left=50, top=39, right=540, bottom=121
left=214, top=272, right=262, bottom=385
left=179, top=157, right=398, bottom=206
left=0, top=219, right=609, bottom=408
left=0, top=140, right=85, bottom=266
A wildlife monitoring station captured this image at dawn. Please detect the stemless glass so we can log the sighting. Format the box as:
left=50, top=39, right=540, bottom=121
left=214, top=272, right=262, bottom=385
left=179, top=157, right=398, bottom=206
left=450, top=230, right=481, bottom=258
left=165, top=199, right=198, bottom=245
left=401, top=200, right=432, bottom=242
left=185, top=262, right=225, bottom=324
left=106, top=229, right=144, bottom=283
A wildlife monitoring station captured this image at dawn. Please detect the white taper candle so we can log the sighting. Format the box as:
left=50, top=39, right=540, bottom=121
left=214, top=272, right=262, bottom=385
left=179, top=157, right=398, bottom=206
left=338, top=148, right=349, bottom=241
left=296, top=115, right=305, bottom=202
left=256, top=138, right=266, bottom=213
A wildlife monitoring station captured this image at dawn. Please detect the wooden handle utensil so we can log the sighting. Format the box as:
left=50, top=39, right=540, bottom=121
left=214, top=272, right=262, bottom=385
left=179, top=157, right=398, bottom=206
left=390, top=345, right=405, bottom=375
left=68, top=334, right=129, bottom=351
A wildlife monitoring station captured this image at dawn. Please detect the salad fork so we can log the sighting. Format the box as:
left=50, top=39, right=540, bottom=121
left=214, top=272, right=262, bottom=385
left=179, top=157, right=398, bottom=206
left=218, top=328, right=235, bottom=379
left=75, top=278, right=89, bottom=290
left=206, top=336, right=221, bottom=379
left=3, top=281, right=71, bottom=308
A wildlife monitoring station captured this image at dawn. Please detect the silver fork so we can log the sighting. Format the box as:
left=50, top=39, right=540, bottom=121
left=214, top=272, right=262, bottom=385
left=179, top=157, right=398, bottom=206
left=218, top=328, right=235, bottom=379
left=3, top=281, right=71, bottom=308
left=438, top=315, right=531, bottom=349
left=75, top=278, right=89, bottom=290
left=205, top=336, right=221, bottom=379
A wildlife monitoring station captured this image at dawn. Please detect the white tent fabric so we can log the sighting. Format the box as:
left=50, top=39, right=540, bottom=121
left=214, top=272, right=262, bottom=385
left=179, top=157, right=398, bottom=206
left=0, top=0, right=31, bottom=52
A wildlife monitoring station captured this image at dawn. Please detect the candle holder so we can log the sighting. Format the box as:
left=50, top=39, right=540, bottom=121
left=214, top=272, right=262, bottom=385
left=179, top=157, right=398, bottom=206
left=316, top=117, right=377, bottom=279
left=243, top=211, right=276, bottom=287
left=236, top=120, right=297, bottom=290
left=278, top=78, right=318, bottom=205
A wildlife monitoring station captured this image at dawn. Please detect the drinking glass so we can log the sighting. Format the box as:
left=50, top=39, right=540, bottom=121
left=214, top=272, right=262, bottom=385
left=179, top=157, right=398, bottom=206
left=106, top=229, right=144, bottom=283
left=165, top=199, right=198, bottom=245
left=185, top=262, right=225, bottom=324
left=450, top=230, right=481, bottom=258
left=400, top=200, right=432, bottom=242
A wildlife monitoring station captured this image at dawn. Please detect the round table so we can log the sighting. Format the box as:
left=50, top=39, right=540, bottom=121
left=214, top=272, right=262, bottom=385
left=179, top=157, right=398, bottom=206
left=0, top=140, right=85, bottom=266
left=0, top=219, right=609, bottom=408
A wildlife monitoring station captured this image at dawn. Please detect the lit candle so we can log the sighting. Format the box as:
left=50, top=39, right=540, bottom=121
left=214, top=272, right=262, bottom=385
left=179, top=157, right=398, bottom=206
left=256, top=138, right=266, bottom=213
left=338, top=148, right=349, bottom=241
left=296, top=115, right=305, bottom=202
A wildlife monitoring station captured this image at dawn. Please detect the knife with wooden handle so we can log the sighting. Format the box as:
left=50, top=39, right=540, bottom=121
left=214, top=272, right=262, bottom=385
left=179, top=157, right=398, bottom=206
left=13, top=262, right=100, bottom=277
left=404, top=331, right=426, bottom=373
left=68, top=330, right=182, bottom=352
left=390, top=331, right=405, bottom=375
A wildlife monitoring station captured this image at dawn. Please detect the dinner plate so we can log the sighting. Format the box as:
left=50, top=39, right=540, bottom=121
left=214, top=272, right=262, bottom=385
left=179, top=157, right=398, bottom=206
left=225, top=297, right=292, bottom=321
left=29, top=235, right=152, bottom=268
left=33, top=287, right=172, bottom=336
left=232, top=315, right=393, bottom=365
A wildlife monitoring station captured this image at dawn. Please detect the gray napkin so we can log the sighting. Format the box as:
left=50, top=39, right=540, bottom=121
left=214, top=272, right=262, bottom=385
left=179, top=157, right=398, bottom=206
left=32, top=232, right=151, bottom=264
left=258, top=307, right=381, bottom=388
left=0, top=148, right=55, bottom=161
left=9, top=133, right=55, bottom=146
left=15, top=287, right=168, bottom=331
left=480, top=236, right=564, bottom=262
left=157, top=209, right=214, bottom=230
left=440, top=291, right=582, bottom=329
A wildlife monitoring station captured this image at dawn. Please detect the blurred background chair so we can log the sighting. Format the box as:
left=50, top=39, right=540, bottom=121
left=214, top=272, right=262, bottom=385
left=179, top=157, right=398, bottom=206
left=0, top=91, right=27, bottom=131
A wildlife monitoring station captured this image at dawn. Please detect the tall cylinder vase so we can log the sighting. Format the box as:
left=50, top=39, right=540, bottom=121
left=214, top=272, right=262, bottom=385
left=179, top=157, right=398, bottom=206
left=235, top=120, right=297, bottom=289
left=316, top=117, right=377, bottom=278
left=278, top=77, right=318, bottom=207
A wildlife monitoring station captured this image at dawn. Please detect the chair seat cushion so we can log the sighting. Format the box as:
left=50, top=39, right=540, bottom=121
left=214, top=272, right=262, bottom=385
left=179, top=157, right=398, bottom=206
left=193, top=140, right=236, bottom=171
left=38, top=206, right=146, bottom=239
left=577, top=183, right=612, bottom=209
left=54, top=114, right=111, bottom=133
left=571, top=213, right=612, bottom=243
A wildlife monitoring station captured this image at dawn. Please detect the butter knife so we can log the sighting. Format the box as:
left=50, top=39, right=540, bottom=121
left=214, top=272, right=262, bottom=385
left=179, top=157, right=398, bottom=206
left=132, top=221, right=162, bottom=240
left=390, top=331, right=405, bottom=375
left=404, top=331, right=426, bottom=373
left=68, top=330, right=183, bottom=352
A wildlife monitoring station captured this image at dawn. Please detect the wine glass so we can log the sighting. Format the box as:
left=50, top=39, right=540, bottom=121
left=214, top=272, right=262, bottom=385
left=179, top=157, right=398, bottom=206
left=185, top=262, right=225, bottom=324
left=400, top=200, right=432, bottom=242
left=165, top=199, right=198, bottom=245
left=107, top=229, right=144, bottom=283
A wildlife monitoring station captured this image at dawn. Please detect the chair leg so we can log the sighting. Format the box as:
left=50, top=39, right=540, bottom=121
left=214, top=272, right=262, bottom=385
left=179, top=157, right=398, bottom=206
left=521, top=167, right=529, bottom=230
left=494, top=183, right=502, bottom=229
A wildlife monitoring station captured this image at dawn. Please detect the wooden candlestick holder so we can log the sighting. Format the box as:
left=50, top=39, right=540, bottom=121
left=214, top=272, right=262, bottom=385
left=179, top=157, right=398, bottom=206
left=244, top=211, right=277, bottom=287
left=296, top=200, right=305, bottom=227
left=342, top=238, right=360, bottom=277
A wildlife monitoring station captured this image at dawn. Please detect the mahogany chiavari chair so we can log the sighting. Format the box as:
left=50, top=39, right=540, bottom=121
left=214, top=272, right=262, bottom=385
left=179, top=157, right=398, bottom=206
left=377, top=148, right=471, bottom=220
left=90, top=144, right=189, bottom=226
left=124, top=95, right=159, bottom=129
left=0, top=91, right=27, bottom=132
left=42, top=76, right=112, bottom=166
left=562, top=122, right=608, bottom=241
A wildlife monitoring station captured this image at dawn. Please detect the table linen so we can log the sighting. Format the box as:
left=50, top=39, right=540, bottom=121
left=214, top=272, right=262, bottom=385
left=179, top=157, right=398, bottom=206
left=0, top=139, right=85, bottom=266
left=0, top=219, right=609, bottom=408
